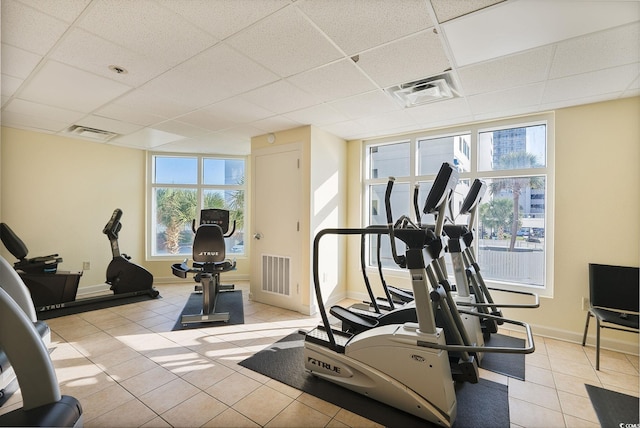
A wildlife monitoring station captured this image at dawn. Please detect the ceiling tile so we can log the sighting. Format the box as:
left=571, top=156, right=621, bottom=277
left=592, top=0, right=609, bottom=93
left=4, top=98, right=84, bottom=123
left=1, top=110, right=69, bottom=133
left=1, top=74, right=23, bottom=97
left=457, top=46, right=554, bottom=95
left=320, top=120, right=371, bottom=140
left=284, top=104, right=349, bottom=126
left=141, top=43, right=279, bottom=109
left=176, top=110, right=238, bottom=133
left=241, top=80, right=321, bottom=114
left=1, top=44, right=42, bottom=79
left=405, top=97, right=472, bottom=125
left=49, top=28, right=174, bottom=87
left=93, top=100, right=166, bottom=127
left=549, top=22, right=640, bottom=79
left=104, top=87, right=194, bottom=120
left=152, top=120, right=211, bottom=139
left=77, top=0, right=217, bottom=67
left=76, top=114, right=142, bottom=135
left=429, top=0, right=504, bottom=23
left=542, top=64, right=640, bottom=104
left=467, top=83, right=545, bottom=116
left=199, top=98, right=274, bottom=124
left=328, top=90, right=400, bottom=120
left=227, top=6, right=343, bottom=77
left=111, top=127, right=186, bottom=149
left=297, top=0, right=434, bottom=55
left=18, top=60, right=132, bottom=112
left=356, top=109, right=416, bottom=134
left=21, top=0, right=91, bottom=23
left=1, top=0, right=69, bottom=55
left=443, top=0, right=640, bottom=67
left=357, top=30, right=451, bottom=88
left=251, top=115, right=303, bottom=133
left=155, top=134, right=251, bottom=155
left=287, top=59, right=376, bottom=102
left=161, top=0, right=289, bottom=40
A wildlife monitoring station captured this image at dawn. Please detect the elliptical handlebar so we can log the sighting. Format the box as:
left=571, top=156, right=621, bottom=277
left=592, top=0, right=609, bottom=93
left=103, top=208, right=123, bottom=241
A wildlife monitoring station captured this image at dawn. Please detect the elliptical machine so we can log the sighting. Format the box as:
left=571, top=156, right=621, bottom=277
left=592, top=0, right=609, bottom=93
left=103, top=208, right=156, bottom=295
left=0, top=209, right=159, bottom=313
left=171, top=208, right=237, bottom=325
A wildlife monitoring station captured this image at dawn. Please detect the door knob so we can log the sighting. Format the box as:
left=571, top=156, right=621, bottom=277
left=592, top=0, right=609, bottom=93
left=253, top=233, right=262, bottom=240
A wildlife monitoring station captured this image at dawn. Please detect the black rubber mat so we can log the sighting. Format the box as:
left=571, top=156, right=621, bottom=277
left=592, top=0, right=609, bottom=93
left=586, top=384, right=639, bottom=427
left=481, top=333, right=526, bottom=380
left=172, top=290, right=244, bottom=330
left=239, top=331, right=510, bottom=428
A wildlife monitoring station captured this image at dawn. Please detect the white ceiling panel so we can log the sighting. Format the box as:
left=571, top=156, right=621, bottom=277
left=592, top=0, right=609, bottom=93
left=77, top=0, right=216, bottom=67
left=240, top=80, right=320, bottom=115
left=328, top=90, right=401, bottom=120
left=19, top=0, right=91, bottom=23
left=430, top=0, right=504, bottom=23
left=467, top=83, right=545, bottom=116
left=1, top=0, right=638, bottom=153
left=76, top=114, right=142, bottom=135
left=176, top=109, right=238, bottom=133
left=542, top=64, right=640, bottom=105
left=297, top=0, right=434, bottom=55
left=199, top=98, right=274, bottom=124
left=549, top=22, right=640, bottom=79
left=1, top=74, right=24, bottom=97
left=111, top=127, right=186, bottom=149
left=405, top=97, right=473, bottom=125
left=161, top=0, right=289, bottom=41
left=287, top=59, right=377, bottom=102
left=18, top=60, right=132, bottom=112
left=2, top=110, right=70, bottom=133
left=457, top=46, right=554, bottom=95
left=1, top=0, right=69, bottom=55
left=49, top=28, right=174, bottom=87
left=443, top=0, right=640, bottom=67
left=251, top=115, right=303, bottom=133
left=1, top=44, right=42, bottom=79
left=227, top=6, right=343, bottom=77
left=4, top=98, right=84, bottom=124
left=284, top=104, right=350, bottom=126
left=356, top=30, right=451, bottom=88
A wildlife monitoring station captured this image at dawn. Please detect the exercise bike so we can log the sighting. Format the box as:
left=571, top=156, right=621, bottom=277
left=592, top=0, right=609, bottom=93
left=0, top=209, right=159, bottom=313
left=171, top=208, right=236, bottom=325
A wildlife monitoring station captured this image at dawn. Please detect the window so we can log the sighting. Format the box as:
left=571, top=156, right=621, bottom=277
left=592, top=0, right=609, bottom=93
left=363, top=114, right=554, bottom=296
left=148, top=154, right=246, bottom=258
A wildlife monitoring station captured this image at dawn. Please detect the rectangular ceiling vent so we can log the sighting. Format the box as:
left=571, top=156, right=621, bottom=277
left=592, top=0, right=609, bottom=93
left=386, top=72, right=460, bottom=108
left=65, top=125, right=119, bottom=142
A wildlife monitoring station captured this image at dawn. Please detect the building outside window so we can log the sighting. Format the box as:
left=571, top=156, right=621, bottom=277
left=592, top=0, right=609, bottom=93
left=363, top=114, right=554, bottom=295
left=148, top=154, right=246, bottom=258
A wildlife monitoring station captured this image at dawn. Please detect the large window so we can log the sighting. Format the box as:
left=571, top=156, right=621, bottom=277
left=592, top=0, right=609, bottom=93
left=363, top=114, right=554, bottom=295
left=149, top=154, right=246, bottom=258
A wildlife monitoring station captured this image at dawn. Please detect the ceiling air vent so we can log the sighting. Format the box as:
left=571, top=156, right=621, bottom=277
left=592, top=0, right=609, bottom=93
left=65, top=125, right=119, bottom=142
left=386, top=72, right=459, bottom=108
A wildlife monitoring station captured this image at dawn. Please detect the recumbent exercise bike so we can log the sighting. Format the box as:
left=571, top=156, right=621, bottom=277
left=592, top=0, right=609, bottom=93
left=171, top=208, right=237, bottom=325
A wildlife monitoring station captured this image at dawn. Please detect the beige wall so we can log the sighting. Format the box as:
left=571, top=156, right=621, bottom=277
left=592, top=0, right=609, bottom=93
left=0, top=127, right=251, bottom=291
left=0, top=127, right=146, bottom=290
left=345, top=96, right=640, bottom=352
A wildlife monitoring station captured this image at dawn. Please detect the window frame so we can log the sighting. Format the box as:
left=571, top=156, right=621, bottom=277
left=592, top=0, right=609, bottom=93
left=146, top=152, right=247, bottom=260
left=362, top=113, right=555, bottom=298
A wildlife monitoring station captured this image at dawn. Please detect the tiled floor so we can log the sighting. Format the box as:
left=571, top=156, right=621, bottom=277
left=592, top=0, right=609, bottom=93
left=2, top=281, right=638, bottom=427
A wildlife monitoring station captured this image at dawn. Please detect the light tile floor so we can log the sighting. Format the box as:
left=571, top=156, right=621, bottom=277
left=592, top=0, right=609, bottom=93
left=1, top=281, right=638, bottom=427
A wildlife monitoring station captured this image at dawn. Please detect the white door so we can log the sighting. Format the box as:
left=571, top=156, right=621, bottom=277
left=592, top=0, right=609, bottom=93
left=251, top=144, right=302, bottom=312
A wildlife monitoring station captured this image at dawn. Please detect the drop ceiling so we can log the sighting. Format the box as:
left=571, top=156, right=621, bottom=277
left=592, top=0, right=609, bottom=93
left=1, top=0, right=638, bottom=155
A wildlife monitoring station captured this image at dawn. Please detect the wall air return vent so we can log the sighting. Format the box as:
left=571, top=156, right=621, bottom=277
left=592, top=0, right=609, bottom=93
left=65, top=125, right=119, bottom=142
left=386, top=72, right=460, bottom=108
